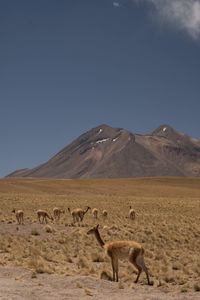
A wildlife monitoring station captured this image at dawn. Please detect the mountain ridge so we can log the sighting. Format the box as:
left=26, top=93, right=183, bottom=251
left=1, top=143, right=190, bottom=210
left=7, top=124, right=200, bottom=179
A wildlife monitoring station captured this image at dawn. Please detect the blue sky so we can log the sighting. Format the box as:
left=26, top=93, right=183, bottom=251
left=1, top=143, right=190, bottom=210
left=1, top=0, right=200, bottom=177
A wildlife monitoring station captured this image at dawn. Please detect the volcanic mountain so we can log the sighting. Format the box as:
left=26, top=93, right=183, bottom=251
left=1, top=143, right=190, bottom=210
left=7, top=124, right=200, bottom=178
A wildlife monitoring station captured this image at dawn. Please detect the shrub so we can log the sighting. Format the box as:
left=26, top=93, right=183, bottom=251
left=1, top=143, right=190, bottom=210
left=31, top=229, right=40, bottom=236
left=194, top=283, right=200, bottom=292
left=43, top=225, right=54, bottom=233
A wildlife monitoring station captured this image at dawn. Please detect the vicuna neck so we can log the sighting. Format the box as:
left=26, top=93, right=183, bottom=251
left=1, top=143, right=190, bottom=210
left=84, top=207, right=89, bottom=214
left=94, top=229, right=105, bottom=248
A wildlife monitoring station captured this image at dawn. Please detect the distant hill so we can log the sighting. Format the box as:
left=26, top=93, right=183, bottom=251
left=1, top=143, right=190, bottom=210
left=7, top=124, right=200, bottom=178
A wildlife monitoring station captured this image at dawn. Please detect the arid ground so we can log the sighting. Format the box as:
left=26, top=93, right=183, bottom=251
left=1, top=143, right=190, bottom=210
left=0, top=177, right=200, bottom=299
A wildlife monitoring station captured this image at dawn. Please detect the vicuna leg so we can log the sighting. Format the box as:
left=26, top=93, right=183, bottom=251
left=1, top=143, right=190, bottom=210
left=16, top=215, right=20, bottom=224
left=137, top=256, right=150, bottom=285
left=20, top=214, right=24, bottom=225
left=131, top=259, right=142, bottom=283
left=111, top=257, right=119, bottom=282
left=134, top=263, right=142, bottom=283
left=130, top=249, right=143, bottom=284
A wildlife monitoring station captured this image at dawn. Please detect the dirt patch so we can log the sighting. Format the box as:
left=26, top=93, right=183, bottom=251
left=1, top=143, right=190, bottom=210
left=0, top=267, right=199, bottom=300
left=0, top=220, right=72, bottom=238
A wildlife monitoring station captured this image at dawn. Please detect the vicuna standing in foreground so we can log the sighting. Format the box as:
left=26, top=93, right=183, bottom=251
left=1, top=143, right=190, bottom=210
left=87, top=224, right=150, bottom=284
left=12, top=209, right=24, bottom=225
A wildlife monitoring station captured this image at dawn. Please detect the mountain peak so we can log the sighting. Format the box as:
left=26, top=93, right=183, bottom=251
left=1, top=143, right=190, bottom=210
left=151, top=124, right=175, bottom=136
left=150, top=124, right=179, bottom=139
left=84, top=124, right=123, bottom=141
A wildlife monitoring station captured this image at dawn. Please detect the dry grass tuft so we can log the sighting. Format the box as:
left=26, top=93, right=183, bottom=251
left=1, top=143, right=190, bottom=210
left=118, top=281, right=124, bottom=289
left=91, top=252, right=104, bottom=262
left=43, top=225, right=54, bottom=233
left=84, top=288, right=92, bottom=296
left=77, top=256, right=89, bottom=269
left=31, top=272, right=37, bottom=278
left=100, top=270, right=112, bottom=281
left=194, top=283, right=200, bottom=292
left=76, top=282, right=83, bottom=288
left=28, top=253, right=54, bottom=274
left=31, top=229, right=40, bottom=236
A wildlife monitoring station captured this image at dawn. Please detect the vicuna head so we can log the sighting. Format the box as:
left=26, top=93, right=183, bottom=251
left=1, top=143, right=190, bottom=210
left=87, top=224, right=99, bottom=235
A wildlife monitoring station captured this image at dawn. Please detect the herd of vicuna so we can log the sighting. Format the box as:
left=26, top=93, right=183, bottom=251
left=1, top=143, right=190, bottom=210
left=11, top=205, right=151, bottom=285
left=12, top=206, right=135, bottom=225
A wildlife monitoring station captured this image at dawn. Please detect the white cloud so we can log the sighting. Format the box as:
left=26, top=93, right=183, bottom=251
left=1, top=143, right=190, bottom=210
left=113, top=1, right=120, bottom=8
left=135, top=0, right=200, bottom=40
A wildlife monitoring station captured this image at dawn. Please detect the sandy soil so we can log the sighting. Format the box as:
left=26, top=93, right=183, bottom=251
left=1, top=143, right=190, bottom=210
left=0, top=220, right=73, bottom=238
left=0, top=267, right=199, bottom=300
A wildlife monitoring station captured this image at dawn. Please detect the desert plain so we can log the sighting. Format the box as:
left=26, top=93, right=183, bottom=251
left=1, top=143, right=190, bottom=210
left=0, top=177, right=200, bottom=299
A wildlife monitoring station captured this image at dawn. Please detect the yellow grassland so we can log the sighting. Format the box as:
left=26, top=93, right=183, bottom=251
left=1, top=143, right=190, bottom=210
left=0, top=177, right=200, bottom=293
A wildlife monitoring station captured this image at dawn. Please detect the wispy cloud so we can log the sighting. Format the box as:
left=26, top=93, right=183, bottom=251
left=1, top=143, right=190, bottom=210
left=113, top=1, right=120, bottom=8
left=135, top=0, right=200, bottom=40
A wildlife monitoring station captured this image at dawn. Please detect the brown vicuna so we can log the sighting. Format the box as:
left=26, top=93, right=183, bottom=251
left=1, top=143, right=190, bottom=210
left=12, top=209, right=24, bottom=225
left=87, top=224, right=150, bottom=284
left=53, top=207, right=65, bottom=220
left=92, top=208, right=98, bottom=219
left=37, top=210, right=53, bottom=224
left=68, top=206, right=91, bottom=223
left=129, top=206, right=136, bottom=220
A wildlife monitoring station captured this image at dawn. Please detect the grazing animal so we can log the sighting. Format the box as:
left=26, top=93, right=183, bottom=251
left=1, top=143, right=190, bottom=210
left=92, top=208, right=98, bottom=219
left=53, top=207, right=65, bottom=220
left=12, top=209, right=24, bottom=225
left=129, top=206, right=136, bottom=220
left=87, top=224, right=150, bottom=284
left=68, top=206, right=91, bottom=223
left=37, top=210, right=53, bottom=224
left=102, top=210, right=108, bottom=217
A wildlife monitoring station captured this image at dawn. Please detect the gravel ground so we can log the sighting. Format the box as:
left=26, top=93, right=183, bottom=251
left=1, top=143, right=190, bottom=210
left=0, top=267, right=199, bottom=300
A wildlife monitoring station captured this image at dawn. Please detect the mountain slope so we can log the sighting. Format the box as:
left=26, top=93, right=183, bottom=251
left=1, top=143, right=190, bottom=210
left=7, top=124, right=200, bottom=178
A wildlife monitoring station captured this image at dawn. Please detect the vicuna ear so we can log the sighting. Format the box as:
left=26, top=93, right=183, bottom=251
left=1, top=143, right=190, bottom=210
left=96, top=224, right=99, bottom=229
